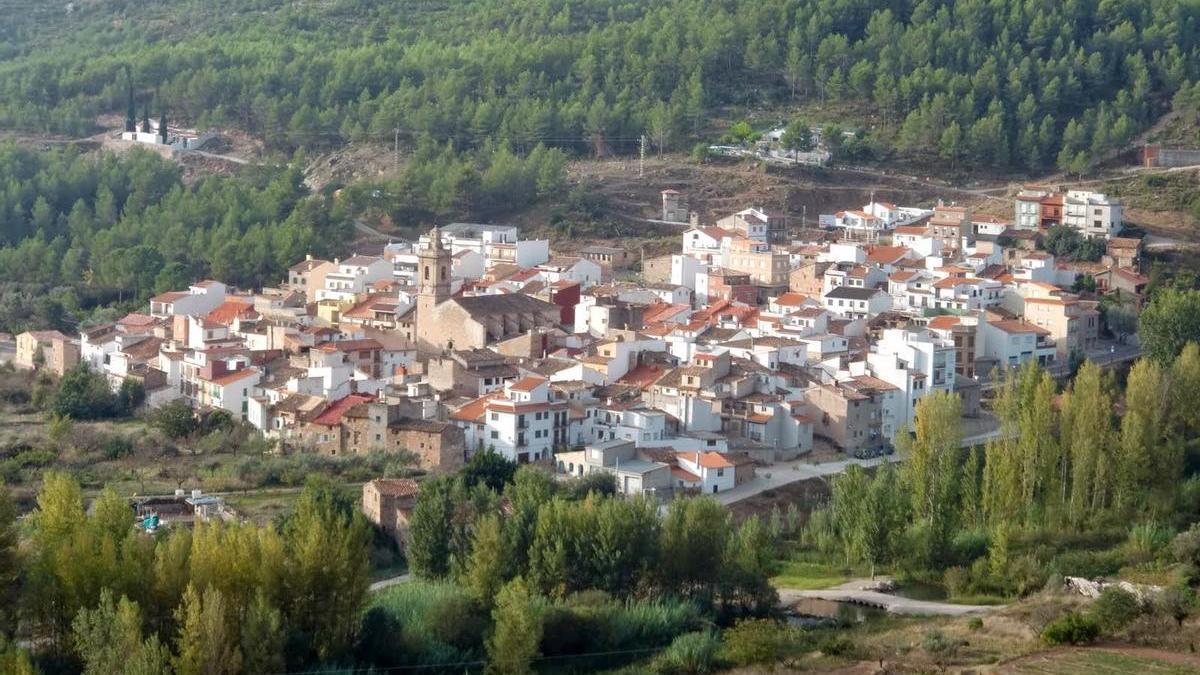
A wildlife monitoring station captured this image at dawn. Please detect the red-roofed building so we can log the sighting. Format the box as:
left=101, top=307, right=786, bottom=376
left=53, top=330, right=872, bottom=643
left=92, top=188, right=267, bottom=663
left=206, top=299, right=256, bottom=327
left=675, top=451, right=736, bottom=493
left=617, top=364, right=667, bottom=390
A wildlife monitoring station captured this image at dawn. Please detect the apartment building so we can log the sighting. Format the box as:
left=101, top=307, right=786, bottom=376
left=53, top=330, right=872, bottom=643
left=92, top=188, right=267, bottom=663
left=1063, top=190, right=1123, bottom=239
left=809, top=376, right=899, bottom=453
left=449, top=376, right=569, bottom=463
left=1023, top=295, right=1100, bottom=357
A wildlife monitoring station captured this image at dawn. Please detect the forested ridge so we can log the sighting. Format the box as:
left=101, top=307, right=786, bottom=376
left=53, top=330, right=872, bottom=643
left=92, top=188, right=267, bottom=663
left=0, top=143, right=351, bottom=333
left=2, top=0, right=1199, bottom=171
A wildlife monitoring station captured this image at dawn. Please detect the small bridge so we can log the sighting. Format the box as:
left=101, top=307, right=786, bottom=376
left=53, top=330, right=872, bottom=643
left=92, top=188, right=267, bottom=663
left=778, top=587, right=1002, bottom=617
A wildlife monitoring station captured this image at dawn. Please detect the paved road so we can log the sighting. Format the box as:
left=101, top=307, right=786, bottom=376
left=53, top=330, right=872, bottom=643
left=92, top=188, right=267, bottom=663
left=779, top=580, right=1002, bottom=617
left=715, top=455, right=899, bottom=506
left=369, top=573, right=412, bottom=592
left=717, top=418, right=1004, bottom=506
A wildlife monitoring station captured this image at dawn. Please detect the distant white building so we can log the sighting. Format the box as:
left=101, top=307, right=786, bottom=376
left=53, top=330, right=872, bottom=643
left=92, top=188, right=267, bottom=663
left=316, top=256, right=392, bottom=302
left=149, top=281, right=227, bottom=318
left=1063, top=190, right=1123, bottom=239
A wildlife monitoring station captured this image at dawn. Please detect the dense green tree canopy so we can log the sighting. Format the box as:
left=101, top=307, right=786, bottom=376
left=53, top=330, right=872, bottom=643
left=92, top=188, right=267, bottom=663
left=0, top=0, right=1196, bottom=170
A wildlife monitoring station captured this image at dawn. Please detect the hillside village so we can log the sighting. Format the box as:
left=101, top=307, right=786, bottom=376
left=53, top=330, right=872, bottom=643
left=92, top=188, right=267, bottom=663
left=13, top=184, right=1147, bottom=533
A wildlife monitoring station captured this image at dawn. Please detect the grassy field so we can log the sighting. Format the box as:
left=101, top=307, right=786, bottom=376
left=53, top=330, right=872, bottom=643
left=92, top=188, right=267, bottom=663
left=770, top=560, right=854, bottom=590
left=1004, top=648, right=1200, bottom=674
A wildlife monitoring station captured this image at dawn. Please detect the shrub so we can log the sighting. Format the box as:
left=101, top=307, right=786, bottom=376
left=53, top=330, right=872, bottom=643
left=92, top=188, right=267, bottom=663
left=1126, top=523, right=1174, bottom=559
left=1006, top=554, right=1049, bottom=597
left=424, top=593, right=487, bottom=653
left=1047, top=548, right=1126, bottom=578
left=1092, top=587, right=1141, bottom=632
left=967, top=617, right=984, bottom=631
left=100, top=434, right=132, bottom=460
left=565, top=471, right=617, bottom=499
left=950, top=529, right=990, bottom=565
left=943, top=566, right=970, bottom=597
left=721, top=618, right=789, bottom=668
left=1042, top=612, right=1100, bottom=645
left=50, top=364, right=121, bottom=420
left=149, top=400, right=197, bottom=439
left=1156, top=584, right=1197, bottom=627
left=369, top=581, right=482, bottom=666
left=652, top=631, right=720, bottom=675
left=1171, top=524, right=1200, bottom=567
left=817, top=635, right=854, bottom=657
left=922, top=629, right=965, bottom=658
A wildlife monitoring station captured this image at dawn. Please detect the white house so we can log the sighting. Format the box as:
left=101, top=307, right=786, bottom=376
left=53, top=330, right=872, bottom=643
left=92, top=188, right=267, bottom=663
left=316, top=256, right=393, bottom=302
left=537, top=257, right=603, bottom=289
left=449, top=376, right=568, bottom=463
left=834, top=210, right=887, bottom=242
left=822, top=286, right=891, bottom=319
left=681, top=227, right=731, bottom=263
left=149, top=281, right=227, bottom=318
left=980, top=319, right=1057, bottom=370
left=674, top=451, right=736, bottom=494
left=867, top=328, right=955, bottom=426
left=1063, top=190, right=1122, bottom=239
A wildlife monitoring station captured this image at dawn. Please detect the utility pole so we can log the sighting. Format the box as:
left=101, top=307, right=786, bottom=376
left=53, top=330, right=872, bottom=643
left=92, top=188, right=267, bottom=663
left=802, top=204, right=807, bottom=229
left=639, top=134, right=646, bottom=178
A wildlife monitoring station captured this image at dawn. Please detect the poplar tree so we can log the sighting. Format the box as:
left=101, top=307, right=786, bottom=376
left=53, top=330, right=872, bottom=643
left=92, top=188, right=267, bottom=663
left=832, top=465, right=869, bottom=565
left=282, top=481, right=370, bottom=661
left=407, top=475, right=457, bottom=579
left=486, top=577, right=543, bottom=675
left=861, top=464, right=905, bottom=578
left=1169, top=343, right=1200, bottom=447
left=960, top=446, right=983, bottom=530
left=1019, top=369, right=1059, bottom=526
left=1064, top=361, right=1117, bottom=524
left=1117, top=359, right=1166, bottom=513
left=72, top=590, right=144, bottom=675
left=174, top=585, right=242, bottom=675
left=899, top=391, right=962, bottom=564
left=240, top=590, right=285, bottom=675
left=467, top=514, right=507, bottom=606
left=983, top=368, right=1021, bottom=525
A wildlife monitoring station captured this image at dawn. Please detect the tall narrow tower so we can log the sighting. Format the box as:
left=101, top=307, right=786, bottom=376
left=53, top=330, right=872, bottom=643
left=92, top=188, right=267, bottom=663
left=416, top=226, right=451, bottom=350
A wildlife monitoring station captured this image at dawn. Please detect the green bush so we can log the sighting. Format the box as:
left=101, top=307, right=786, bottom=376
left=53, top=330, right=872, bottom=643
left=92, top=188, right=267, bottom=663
left=721, top=618, right=790, bottom=667
left=1048, top=548, right=1127, bottom=578
left=1171, top=524, right=1200, bottom=567
left=424, top=592, right=487, bottom=653
left=100, top=434, right=133, bottom=460
left=967, top=617, right=984, bottom=631
left=817, top=634, right=854, bottom=657
left=1126, top=523, right=1174, bottom=559
left=538, top=594, right=701, bottom=666
left=922, top=629, right=965, bottom=658
left=943, top=566, right=970, bottom=597
left=950, top=530, right=990, bottom=565
left=368, top=581, right=482, bottom=666
left=1041, top=612, right=1100, bottom=645
left=652, top=630, right=720, bottom=675
left=1092, top=587, right=1142, bottom=632
left=1156, top=584, right=1197, bottom=627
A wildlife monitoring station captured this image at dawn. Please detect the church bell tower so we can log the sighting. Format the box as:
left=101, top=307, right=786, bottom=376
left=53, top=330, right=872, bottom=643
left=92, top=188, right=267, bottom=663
left=416, top=226, right=451, bottom=349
